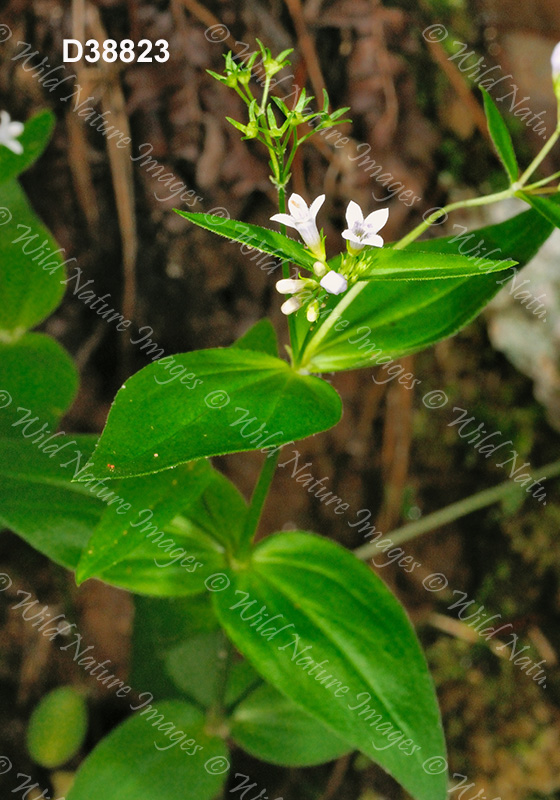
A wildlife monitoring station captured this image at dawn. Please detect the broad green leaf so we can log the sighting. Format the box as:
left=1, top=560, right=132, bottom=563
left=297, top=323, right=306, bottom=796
left=0, top=110, right=55, bottom=186
left=27, top=687, right=88, bottom=768
left=481, top=88, right=518, bottom=182
left=87, top=349, right=342, bottom=481
left=66, top=701, right=229, bottom=800
left=213, top=532, right=447, bottom=800
left=0, top=333, right=78, bottom=436
left=175, top=211, right=316, bottom=271
left=233, top=318, right=279, bottom=357
left=518, top=191, right=560, bottom=229
left=0, top=435, right=226, bottom=597
left=357, top=247, right=515, bottom=280
left=231, top=683, right=350, bottom=767
left=165, top=631, right=259, bottom=708
left=98, top=515, right=226, bottom=597
left=131, top=595, right=219, bottom=702
left=0, top=178, right=66, bottom=335
left=298, top=201, right=556, bottom=372
left=178, top=466, right=247, bottom=552
left=0, top=434, right=104, bottom=568
left=75, top=460, right=215, bottom=584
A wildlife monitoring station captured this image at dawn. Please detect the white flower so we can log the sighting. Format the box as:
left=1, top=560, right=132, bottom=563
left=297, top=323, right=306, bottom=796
left=342, top=200, right=388, bottom=252
left=552, top=42, right=560, bottom=80
left=271, top=193, right=325, bottom=256
left=0, top=111, right=24, bottom=155
left=320, top=271, right=347, bottom=295
left=276, top=278, right=306, bottom=294
left=281, top=296, right=302, bottom=315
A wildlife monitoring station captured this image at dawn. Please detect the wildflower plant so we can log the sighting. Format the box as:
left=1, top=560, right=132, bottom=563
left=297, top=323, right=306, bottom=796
left=2, top=37, right=560, bottom=800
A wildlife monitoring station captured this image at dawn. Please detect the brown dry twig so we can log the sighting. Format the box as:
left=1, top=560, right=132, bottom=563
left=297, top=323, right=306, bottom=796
left=284, top=0, right=326, bottom=100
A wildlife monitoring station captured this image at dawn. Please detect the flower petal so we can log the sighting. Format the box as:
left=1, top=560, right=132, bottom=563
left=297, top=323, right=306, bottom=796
left=297, top=221, right=321, bottom=250
left=287, top=193, right=310, bottom=220
left=363, top=207, right=389, bottom=233
left=2, top=139, right=22, bottom=154
left=361, top=233, right=384, bottom=248
left=309, top=194, right=326, bottom=220
left=552, top=42, right=560, bottom=78
left=270, top=213, right=298, bottom=230
left=345, top=200, right=363, bottom=228
left=341, top=229, right=362, bottom=244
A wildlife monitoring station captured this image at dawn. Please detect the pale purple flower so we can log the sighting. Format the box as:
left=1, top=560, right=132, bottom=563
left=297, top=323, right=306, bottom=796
left=271, top=193, right=325, bottom=256
left=0, top=111, right=24, bottom=155
left=342, top=200, right=388, bottom=251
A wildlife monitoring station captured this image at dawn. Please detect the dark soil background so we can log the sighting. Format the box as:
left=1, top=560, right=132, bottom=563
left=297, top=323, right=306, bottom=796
left=1, top=0, right=560, bottom=798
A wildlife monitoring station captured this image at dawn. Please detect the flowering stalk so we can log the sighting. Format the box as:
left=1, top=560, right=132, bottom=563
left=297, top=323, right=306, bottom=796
left=395, top=41, right=560, bottom=250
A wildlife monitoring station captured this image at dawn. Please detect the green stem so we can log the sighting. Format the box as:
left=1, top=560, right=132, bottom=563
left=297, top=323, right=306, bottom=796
left=523, top=169, right=560, bottom=191
left=260, top=75, right=271, bottom=113
left=277, top=184, right=299, bottom=360
left=354, top=458, right=560, bottom=561
left=240, top=450, right=280, bottom=551
left=394, top=189, right=513, bottom=250
left=518, top=126, right=560, bottom=185
left=284, top=132, right=300, bottom=174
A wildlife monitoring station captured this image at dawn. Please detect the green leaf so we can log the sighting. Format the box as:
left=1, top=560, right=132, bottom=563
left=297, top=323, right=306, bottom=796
left=87, top=349, right=342, bottom=481
left=481, top=88, right=518, bottom=182
left=0, top=434, right=104, bottom=568
left=101, top=514, right=226, bottom=597
left=518, top=191, right=560, bottom=229
left=66, top=701, right=229, bottom=800
left=27, top=687, right=88, bottom=768
left=165, top=631, right=259, bottom=708
left=0, top=178, right=66, bottom=336
left=233, top=318, right=279, bottom=357
left=0, top=110, right=55, bottom=186
left=357, top=247, right=515, bottom=280
left=0, top=333, right=78, bottom=437
left=213, top=532, right=447, bottom=800
left=175, top=211, right=316, bottom=271
left=231, top=683, right=350, bottom=766
left=75, top=460, right=215, bottom=584
left=298, top=201, right=556, bottom=372
left=0, top=435, right=227, bottom=597
left=131, top=595, right=219, bottom=702
left=179, top=465, right=248, bottom=552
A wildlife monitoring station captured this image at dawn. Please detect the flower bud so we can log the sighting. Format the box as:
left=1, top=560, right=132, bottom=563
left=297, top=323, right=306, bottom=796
left=320, top=271, right=348, bottom=295
left=313, top=260, right=327, bottom=277
left=307, top=302, right=320, bottom=322
left=281, top=297, right=302, bottom=315
left=276, top=278, right=306, bottom=294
